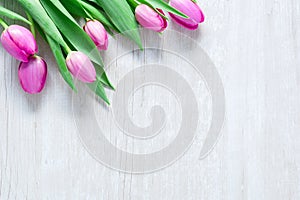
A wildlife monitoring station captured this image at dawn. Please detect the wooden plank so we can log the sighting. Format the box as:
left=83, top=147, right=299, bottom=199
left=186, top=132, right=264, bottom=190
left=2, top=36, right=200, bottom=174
left=0, top=0, right=300, bottom=199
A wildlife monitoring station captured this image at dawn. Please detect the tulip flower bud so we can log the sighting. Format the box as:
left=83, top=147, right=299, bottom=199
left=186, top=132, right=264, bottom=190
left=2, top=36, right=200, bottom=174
left=169, top=0, right=205, bottom=30
left=135, top=4, right=168, bottom=32
left=18, top=56, right=47, bottom=94
left=66, top=51, right=96, bottom=83
left=84, top=20, right=108, bottom=51
left=1, top=25, right=38, bottom=62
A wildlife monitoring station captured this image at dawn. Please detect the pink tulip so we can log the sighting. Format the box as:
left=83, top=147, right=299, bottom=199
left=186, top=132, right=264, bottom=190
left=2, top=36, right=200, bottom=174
left=84, top=20, right=108, bottom=51
left=1, top=25, right=38, bottom=62
left=18, top=56, right=47, bottom=94
left=169, top=0, right=205, bottom=30
left=66, top=51, right=96, bottom=83
left=135, top=4, right=167, bottom=32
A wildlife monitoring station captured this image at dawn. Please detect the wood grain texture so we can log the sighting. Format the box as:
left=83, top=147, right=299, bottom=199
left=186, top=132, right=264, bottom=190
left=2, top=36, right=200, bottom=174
left=0, top=0, right=300, bottom=199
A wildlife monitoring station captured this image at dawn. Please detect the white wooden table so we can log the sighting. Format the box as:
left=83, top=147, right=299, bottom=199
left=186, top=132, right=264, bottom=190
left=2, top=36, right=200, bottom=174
left=1, top=0, right=300, bottom=199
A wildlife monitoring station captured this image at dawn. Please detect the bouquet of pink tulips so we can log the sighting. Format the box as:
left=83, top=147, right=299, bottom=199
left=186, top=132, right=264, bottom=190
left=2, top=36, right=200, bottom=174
left=0, top=0, right=205, bottom=104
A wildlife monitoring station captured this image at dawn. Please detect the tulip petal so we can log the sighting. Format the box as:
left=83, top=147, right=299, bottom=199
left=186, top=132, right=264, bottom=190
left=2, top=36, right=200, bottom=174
left=1, top=29, right=29, bottom=62
left=7, top=25, right=38, bottom=55
left=18, top=56, right=47, bottom=94
left=135, top=4, right=167, bottom=32
left=169, top=13, right=199, bottom=30
left=66, top=51, right=96, bottom=83
left=84, top=20, right=108, bottom=51
left=169, top=0, right=205, bottom=30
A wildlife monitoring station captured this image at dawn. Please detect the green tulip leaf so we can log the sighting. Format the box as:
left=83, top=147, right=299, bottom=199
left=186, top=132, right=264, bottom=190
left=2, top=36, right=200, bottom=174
left=0, top=6, right=31, bottom=25
left=60, top=0, right=92, bottom=19
left=48, top=0, right=77, bottom=23
left=46, top=35, right=77, bottom=91
left=17, top=0, right=67, bottom=48
left=95, top=0, right=142, bottom=48
left=40, top=0, right=104, bottom=65
left=93, top=63, right=115, bottom=90
left=34, top=20, right=47, bottom=41
left=88, top=81, right=110, bottom=105
left=79, top=0, right=117, bottom=30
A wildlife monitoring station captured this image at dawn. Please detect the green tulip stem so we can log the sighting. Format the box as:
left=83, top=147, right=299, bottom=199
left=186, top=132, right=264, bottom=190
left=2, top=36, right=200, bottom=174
left=26, top=12, right=35, bottom=38
left=0, top=18, right=8, bottom=29
left=64, top=45, right=72, bottom=54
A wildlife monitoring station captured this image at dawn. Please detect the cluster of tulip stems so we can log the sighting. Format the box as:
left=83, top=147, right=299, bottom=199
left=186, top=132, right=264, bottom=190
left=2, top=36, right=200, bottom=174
left=0, top=0, right=204, bottom=104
